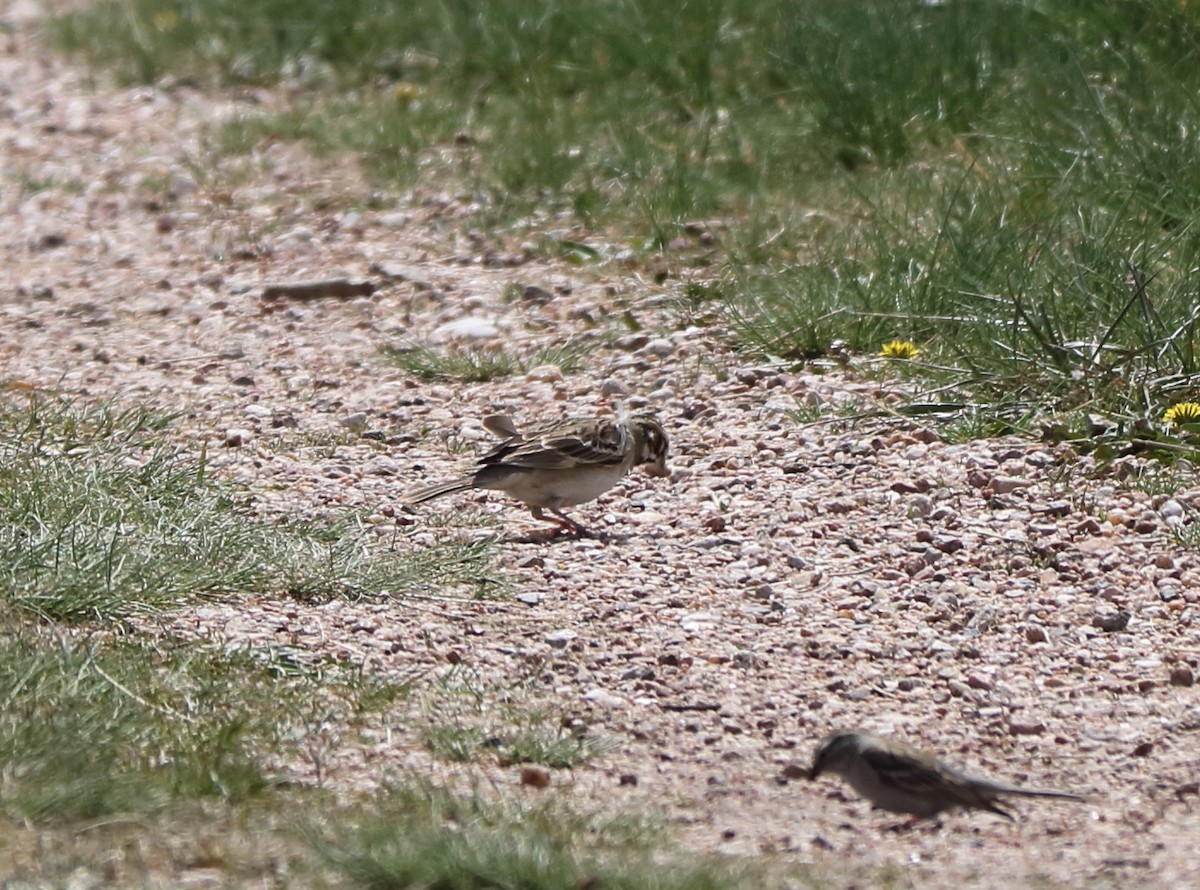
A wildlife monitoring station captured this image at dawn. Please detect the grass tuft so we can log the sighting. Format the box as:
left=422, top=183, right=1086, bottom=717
left=0, top=394, right=499, bottom=620
left=0, top=626, right=405, bottom=825
left=316, top=786, right=764, bottom=890
left=383, top=341, right=587, bottom=383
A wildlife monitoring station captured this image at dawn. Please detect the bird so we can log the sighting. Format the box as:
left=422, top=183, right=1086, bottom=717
left=808, top=730, right=1087, bottom=821
left=402, top=411, right=670, bottom=535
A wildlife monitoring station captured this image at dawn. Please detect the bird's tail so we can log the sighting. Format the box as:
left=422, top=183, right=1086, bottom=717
left=1009, top=787, right=1087, bottom=802
left=402, top=477, right=475, bottom=504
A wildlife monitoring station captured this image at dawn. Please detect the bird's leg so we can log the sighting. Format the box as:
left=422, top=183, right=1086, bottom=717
left=549, top=508, right=591, bottom=536
left=529, top=506, right=588, bottom=537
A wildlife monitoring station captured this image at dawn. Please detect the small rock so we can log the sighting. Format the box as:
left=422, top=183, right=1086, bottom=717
left=615, top=334, right=649, bottom=351
left=1169, top=665, right=1195, bottom=687
left=223, top=428, right=252, bottom=447
left=619, top=773, right=639, bottom=787
left=364, top=456, right=398, bottom=475
left=908, top=494, right=934, bottom=518
left=520, top=766, right=551, bottom=788
left=644, top=338, right=675, bottom=357
left=525, top=363, right=564, bottom=382
left=947, top=680, right=973, bottom=698
left=1009, top=719, right=1046, bottom=736
left=991, top=475, right=1030, bottom=494
left=340, top=412, right=369, bottom=433
left=431, top=316, right=501, bottom=340
left=1088, top=413, right=1118, bottom=436
left=582, top=688, right=626, bottom=708
left=599, top=378, right=629, bottom=397
left=521, top=284, right=554, bottom=304
left=545, top=629, right=577, bottom=648
left=1025, top=625, right=1048, bottom=644
left=1160, top=499, right=1185, bottom=527
left=967, top=673, right=994, bottom=691
left=1093, top=610, right=1131, bottom=633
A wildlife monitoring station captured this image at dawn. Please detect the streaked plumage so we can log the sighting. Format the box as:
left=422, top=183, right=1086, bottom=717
left=809, top=730, right=1086, bottom=820
left=403, top=413, right=670, bottom=534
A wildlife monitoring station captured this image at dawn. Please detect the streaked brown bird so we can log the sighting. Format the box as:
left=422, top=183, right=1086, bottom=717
left=809, top=730, right=1087, bottom=820
left=403, top=412, right=669, bottom=535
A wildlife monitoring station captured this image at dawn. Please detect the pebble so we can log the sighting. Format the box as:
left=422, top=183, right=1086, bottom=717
left=525, top=363, right=564, bottom=382
left=582, top=688, right=626, bottom=708
left=991, top=475, right=1031, bottom=494
left=1169, top=666, right=1195, bottom=687
left=615, top=334, right=649, bottom=351
left=431, top=316, right=501, bottom=340
left=520, top=766, right=551, bottom=788
left=340, top=412, right=369, bottom=433
left=1025, top=625, right=1048, bottom=643
left=1160, top=499, right=1185, bottom=525
left=908, top=494, right=934, bottom=518
left=363, top=456, right=399, bottom=475
left=545, top=629, right=578, bottom=648
left=1009, top=719, right=1046, bottom=735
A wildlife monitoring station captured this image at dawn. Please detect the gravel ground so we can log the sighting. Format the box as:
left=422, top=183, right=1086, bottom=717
left=3, top=7, right=1199, bottom=888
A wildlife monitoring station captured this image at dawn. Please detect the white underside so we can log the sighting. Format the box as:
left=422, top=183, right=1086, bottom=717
left=484, top=463, right=630, bottom=509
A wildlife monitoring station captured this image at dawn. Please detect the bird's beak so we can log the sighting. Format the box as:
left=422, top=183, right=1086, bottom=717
left=646, top=459, right=670, bottom=478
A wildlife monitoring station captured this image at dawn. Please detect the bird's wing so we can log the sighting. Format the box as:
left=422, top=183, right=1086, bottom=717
left=861, top=746, right=954, bottom=797
left=482, top=414, right=522, bottom=439
left=480, top=418, right=628, bottom=470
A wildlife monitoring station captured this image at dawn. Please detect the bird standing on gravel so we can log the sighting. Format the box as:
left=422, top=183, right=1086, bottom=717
left=402, top=411, right=670, bottom=535
left=808, top=730, right=1087, bottom=820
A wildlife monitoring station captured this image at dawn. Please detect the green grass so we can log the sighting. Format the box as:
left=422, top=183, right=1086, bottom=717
left=0, top=624, right=403, bottom=826
left=0, top=394, right=499, bottom=620
left=316, top=786, right=779, bottom=890
left=383, top=341, right=587, bottom=383
left=419, top=667, right=612, bottom=769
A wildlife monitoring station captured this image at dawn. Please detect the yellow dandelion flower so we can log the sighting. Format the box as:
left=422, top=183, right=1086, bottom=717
left=880, top=339, right=920, bottom=360
left=392, top=82, right=423, bottom=104
left=1163, top=402, right=1200, bottom=425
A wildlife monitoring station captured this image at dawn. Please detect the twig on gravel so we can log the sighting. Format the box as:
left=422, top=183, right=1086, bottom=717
left=261, top=279, right=377, bottom=301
